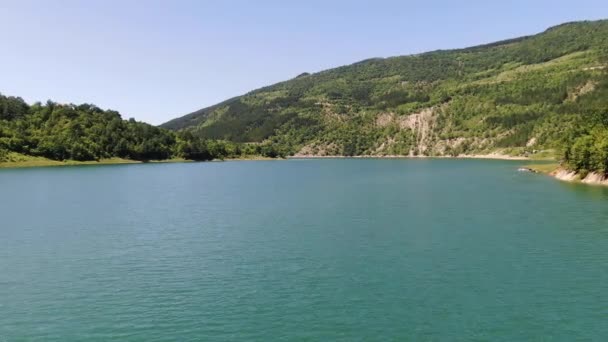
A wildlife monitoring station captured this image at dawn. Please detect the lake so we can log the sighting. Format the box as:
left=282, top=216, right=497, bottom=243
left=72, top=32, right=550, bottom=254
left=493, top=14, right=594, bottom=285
left=1, top=159, right=607, bottom=341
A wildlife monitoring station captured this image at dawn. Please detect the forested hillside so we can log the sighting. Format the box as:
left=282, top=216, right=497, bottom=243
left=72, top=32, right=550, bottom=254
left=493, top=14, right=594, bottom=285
left=163, top=20, right=608, bottom=174
left=0, top=95, right=281, bottom=164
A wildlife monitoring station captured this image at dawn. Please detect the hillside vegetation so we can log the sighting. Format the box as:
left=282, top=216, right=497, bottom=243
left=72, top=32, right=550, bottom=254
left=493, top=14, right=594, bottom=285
left=0, top=96, right=282, bottom=166
left=163, top=20, right=608, bottom=174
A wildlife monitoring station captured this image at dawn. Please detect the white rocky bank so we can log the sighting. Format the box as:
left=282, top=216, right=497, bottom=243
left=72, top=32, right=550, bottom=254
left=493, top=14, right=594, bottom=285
left=552, top=169, right=608, bottom=186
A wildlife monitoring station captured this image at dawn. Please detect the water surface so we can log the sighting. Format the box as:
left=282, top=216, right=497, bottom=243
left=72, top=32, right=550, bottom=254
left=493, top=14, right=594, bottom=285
left=1, top=159, right=607, bottom=341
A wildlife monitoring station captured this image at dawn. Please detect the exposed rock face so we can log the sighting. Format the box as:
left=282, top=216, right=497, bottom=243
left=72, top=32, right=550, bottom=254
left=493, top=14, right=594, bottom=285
left=526, top=137, right=537, bottom=147
left=308, top=104, right=503, bottom=157
left=581, top=172, right=608, bottom=185
left=552, top=169, right=579, bottom=181
left=371, top=108, right=438, bottom=156
left=566, top=80, right=598, bottom=102
left=296, top=143, right=340, bottom=157
left=375, top=112, right=395, bottom=127
left=551, top=169, right=608, bottom=185
left=400, top=108, right=435, bottom=155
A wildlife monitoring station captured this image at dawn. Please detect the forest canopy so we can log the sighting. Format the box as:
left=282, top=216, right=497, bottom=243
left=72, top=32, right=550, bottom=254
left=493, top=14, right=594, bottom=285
left=0, top=94, right=282, bottom=163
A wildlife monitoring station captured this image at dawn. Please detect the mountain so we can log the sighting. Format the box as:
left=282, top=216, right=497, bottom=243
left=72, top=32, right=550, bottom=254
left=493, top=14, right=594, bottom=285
left=162, top=20, right=608, bottom=172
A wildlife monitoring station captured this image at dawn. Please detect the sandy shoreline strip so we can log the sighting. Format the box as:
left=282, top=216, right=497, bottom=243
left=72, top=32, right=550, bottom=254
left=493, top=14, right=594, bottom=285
left=289, top=153, right=530, bottom=161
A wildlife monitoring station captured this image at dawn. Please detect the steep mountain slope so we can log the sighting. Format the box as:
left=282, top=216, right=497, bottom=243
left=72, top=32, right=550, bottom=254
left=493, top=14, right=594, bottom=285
left=162, top=20, right=608, bottom=166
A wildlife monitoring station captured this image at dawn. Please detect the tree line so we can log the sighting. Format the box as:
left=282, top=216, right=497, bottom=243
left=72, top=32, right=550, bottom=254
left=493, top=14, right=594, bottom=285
left=0, top=94, right=283, bottom=163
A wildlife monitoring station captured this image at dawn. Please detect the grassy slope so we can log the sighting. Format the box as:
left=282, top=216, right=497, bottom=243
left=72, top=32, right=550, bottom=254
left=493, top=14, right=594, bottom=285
left=0, top=152, right=190, bottom=169
left=162, top=20, right=608, bottom=159
left=0, top=152, right=275, bottom=169
left=524, top=163, right=561, bottom=174
left=0, top=153, right=136, bottom=168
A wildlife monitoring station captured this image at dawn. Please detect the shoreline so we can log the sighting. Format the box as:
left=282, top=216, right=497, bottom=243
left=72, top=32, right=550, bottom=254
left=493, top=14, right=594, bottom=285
left=289, top=153, right=531, bottom=161
left=526, top=163, right=608, bottom=187
left=0, top=152, right=551, bottom=170
left=5, top=153, right=607, bottom=187
left=0, top=157, right=190, bottom=169
left=0, top=155, right=279, bottom=169
left=550, top=168, right=608, bottom=186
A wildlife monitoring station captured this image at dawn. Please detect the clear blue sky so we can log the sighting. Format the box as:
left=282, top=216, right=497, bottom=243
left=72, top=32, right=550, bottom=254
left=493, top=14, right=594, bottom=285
left=0, top=0, right=606, bottom=124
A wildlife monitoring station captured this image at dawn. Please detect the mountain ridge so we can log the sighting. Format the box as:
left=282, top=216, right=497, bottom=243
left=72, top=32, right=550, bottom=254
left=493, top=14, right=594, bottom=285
left=159, top=19, right=608, bottom=175
left=161, top=20, right=596, bottom=131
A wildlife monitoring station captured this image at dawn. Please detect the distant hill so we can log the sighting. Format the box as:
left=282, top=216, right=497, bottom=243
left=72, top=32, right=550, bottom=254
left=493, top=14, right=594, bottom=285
left=162, top=20, right=608, bottom=172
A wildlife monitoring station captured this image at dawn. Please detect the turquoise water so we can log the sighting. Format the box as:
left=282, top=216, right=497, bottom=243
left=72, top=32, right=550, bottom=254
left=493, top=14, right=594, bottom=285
left=1, top=159, right=607, bottom=341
